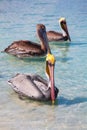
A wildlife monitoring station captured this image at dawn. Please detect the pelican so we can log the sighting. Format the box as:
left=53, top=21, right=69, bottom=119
left=4, top=24, right=50, bottom=58
left=8, top=53, right=59, bottom=104
left=47, top=17, right=71, bottom=42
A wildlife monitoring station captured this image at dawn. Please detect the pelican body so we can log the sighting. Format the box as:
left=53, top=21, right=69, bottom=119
left=8, top=53, right=59, bottom=103
left=4, top=24, right=50, bottom=58
left=47, top=17, right=71, bottom=42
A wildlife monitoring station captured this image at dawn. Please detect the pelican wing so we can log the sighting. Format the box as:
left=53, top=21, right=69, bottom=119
left=8, top=74, right=50, bottom=100
left=4, top=40, right=44, bottom=57
left=8, top=74, right=44, bottom=100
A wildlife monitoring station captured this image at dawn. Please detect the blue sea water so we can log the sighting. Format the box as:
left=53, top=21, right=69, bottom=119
left=0, top=0, right=87, bottom=129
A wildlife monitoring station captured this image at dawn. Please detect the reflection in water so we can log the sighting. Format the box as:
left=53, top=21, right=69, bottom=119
left=2, top=51, right=46, bottom=62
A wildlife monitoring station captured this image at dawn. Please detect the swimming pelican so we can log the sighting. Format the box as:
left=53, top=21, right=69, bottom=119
left=4, top=24, right=50, bottom=58
left=47, top=17, right=71, bottom=42
left=8, top=53, right=59, bottom=104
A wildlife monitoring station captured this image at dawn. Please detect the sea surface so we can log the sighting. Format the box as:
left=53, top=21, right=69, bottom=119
left=0, top=0, right=87, bottom=130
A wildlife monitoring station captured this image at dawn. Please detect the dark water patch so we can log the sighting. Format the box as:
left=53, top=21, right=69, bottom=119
left=1, top=52, right=46, bottom=63
left=71, top=42, right=87, bottom=46
left=58, top=96, right=87, bottom=106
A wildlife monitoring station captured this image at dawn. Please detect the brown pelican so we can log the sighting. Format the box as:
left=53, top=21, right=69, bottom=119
left=4, top=24, right=50, bottom=58
left=8, top=53, right=59, bottom=104
left=47, top=17, right=71, bottom=42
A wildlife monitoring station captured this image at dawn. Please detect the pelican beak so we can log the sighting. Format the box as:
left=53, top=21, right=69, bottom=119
left=59, top=18, right=71, bottom=41
left=46, top=53, right=56, bottom=104
left=64, top=23, right=71, bottom=41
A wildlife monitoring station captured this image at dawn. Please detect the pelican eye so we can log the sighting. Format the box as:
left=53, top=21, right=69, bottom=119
left=61, top=21, right=66, bottom=24
left=41, top=27, right=45, bottom=32
left=47, top=61, right=55, bottom=66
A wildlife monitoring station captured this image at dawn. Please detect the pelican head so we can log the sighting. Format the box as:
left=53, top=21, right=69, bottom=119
left=46, top=53, right=56, bottom=104
left=59, top=17, right=71, bottom=41
left=36, top=24, right=51, bottom=53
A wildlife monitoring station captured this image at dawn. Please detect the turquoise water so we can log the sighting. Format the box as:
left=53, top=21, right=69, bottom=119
left=0, top=0, right=87, bottom=129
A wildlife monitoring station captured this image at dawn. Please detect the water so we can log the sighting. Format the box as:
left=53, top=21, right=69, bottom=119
left=0, top=0, right=87, bottom=129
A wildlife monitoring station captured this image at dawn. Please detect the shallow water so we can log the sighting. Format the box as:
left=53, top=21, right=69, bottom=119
left=0, top=0, right=87, bottom=130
